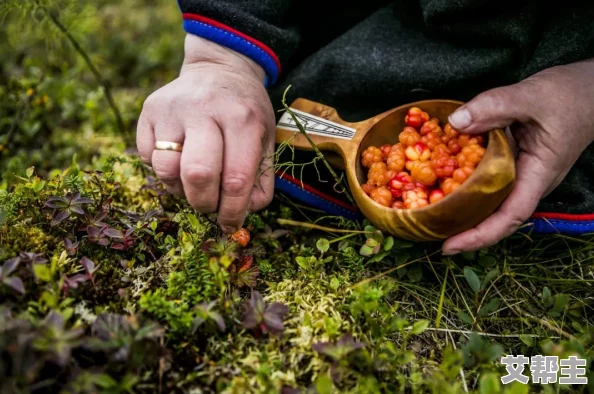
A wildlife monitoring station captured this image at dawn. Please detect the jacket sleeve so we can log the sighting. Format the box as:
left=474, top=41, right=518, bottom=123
left=178, top=0, right=301, bottom=87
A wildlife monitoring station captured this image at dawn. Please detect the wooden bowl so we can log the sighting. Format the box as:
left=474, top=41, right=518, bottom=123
left=276, top=98, right=516, bottom=241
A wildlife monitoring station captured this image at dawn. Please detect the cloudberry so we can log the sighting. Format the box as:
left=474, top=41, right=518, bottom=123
left=458, top=134, right=485, bottom=147
left=388, top=172, right=412, bottom=192
left=411, top=161, right=437, bottom=186
left=379, top=144, right=392, bottom=160
left=399, top=127, right=421, bottom=146
left=403, top=186, right=429, bottom=209
left=361, top=146, right=383, bottom=167
left=392, top=201, right=406, bottom=209
left=442, top=123, right=459, bottom=144
left=231, top=228, right=250, bottom=247
left=370, top=186, right=393, bottom=207
left=429, top=189, right=445, bottom=204
left=387, top=149, right=406, bottom=172
left=420, top=120, right=443, bottom=136
left=453, top=166, right=474, bottom=184
left=447, top=139, right=462, bottom=155
left=406, top=159, right=420, bottom=172
left=405, top=142, right=431, bottom=161
left=420, top=132, right=442, bottom=151
left=390, top=188, right=403, bottom=199
left=361, top=183, right=375, bottom=196
left=442, top=178, right=462, bottom=195
left=405, top=107, right=425, bottom=129
left=390, top=143, right=405, bottom=155
left=367, top=162, right=390, bottom=186
left=431, top=155, right=458, bottom=178
left=456, top=144, right=485, bottom=168
left=431, top=144, right=451, bottom=160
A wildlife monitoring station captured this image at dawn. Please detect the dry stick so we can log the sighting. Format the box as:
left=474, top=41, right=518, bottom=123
left=446, top=331, right=469, bottom=393
left=39, top=3, right=126, bottom=134
left=281, top=87, right=356, bottom=206
left=412, top=327, right=559, bottom=339
left=277, top=218, right=371, bottom=234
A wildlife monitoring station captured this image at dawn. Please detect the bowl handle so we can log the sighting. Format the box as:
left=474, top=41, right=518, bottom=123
left=276, top=98, right=365, bottom=162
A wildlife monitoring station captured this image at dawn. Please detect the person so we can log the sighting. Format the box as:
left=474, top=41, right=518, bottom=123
left=136, top=1, right=594, bottom=255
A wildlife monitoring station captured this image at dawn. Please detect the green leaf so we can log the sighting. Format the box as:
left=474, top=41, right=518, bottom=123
left=519, top=334, right=534, bottom=347
left=383, top=236, right=394, bottom=251
left=296, top=256, right=310, bottom=269
left=359, top=244, right=374, bottom=257
left=187, top=214, right=199, bottom=229
left=365, top=238, right=378, bottom=248
left=461, top=251, right=476, bottom=261
left=410, top=320, right=430, bottom=335
left=549, top=293, right=570, bottom=316
left=407, top=264, right=423, bottom=282
left=478, top=255, right=497, bottom=268
left=479, top=372, right=501, bottom=394
left=316, top=238, right=330, bottom=253
left=464, top=267, right=481, bottom=293
left=542, top=287, right=552, bottom=307
left=368, top=251, right=389, bottom=264
left=478, top=298, right=500, bottom=316
left=26, top=166, right=35, bottom=178
left=364, top=225, right=377, bottom=238
left=457, top=311, right=474, bottom=325
left=150, top=220, right=158, bottom=232
left=33, top=180, right=46, bottom=192
left=33, top=264, right=52, bottom=282
left=392, top=239, right=413, bottom=249
left=330, top=277, right=340, bottom=290
left=481, top=268, right=500, bottom=290
left=93, top=373, right=117, bottom=388
left=315, top=374, right=333, bottom=394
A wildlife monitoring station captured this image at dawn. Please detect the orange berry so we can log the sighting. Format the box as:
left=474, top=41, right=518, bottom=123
left=405, top=142, right=431, bottom=161
left=421, top=112, right=430, bottom=123
left=367, top=162, right=390, bottom=186
left=399, top=127, right=421, bottom=146
left=387, top=148, right=406, bottom=172
left=370, top=186, right=393, bottom=207
left=411, top=161, right=437, bottom=186
left=405, top=107, right=424, bottom=129
left=431, top=155, right=458, bottom=178
left=447, top=139, right=462, bottom=155
left=458, top=134, right=486, bottom=148
left=420, top=132, right=442, bottom=151
left=361, top=183, right=375, bottom=196
left=420, top=120, right=443, bottom=136
left=379, top=144, right=392, bottom=160
left=442, top=178, right=462, bottom=195
left=361, top=146, right=383, bottom=167
left=388, top=172, right=412, bottom=193
left=429, top=189, right=445, bottom=204
left=231, top=228, right=250, bottom=247
left=456, top=144, right=486, bottom=168
left=403, top=186, right=429, bottom=209
left=453, top=166, right=474, bottom=184
left=442, top=123, right=459, bottom=144
left=431, top=144, right=451, bottom=160
left=392, top=201, right=406, bottom=209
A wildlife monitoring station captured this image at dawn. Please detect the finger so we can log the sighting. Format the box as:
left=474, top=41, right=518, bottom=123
left=136, top=111, right=155, bottom=166
left=448, top=84, right=534, bottom=134
left=180, top=121, right=223, bottom=213
left=442, top=153, right=551, bottom=254
left=152, top=123, right=185, bottom=197
left=248, top=134, right=275, bottom=212
left=217, top=121, right=263, bottom=233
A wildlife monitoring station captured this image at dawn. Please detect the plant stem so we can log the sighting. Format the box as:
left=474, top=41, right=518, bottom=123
left=281, top=87, right=356, bottom=206
left=277, top=219, right=371, bottom=234
left=39, top=3, right=126, bottom=134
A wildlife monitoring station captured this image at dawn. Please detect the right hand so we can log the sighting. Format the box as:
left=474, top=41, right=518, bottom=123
left=136, top=35, right=276, bottom=233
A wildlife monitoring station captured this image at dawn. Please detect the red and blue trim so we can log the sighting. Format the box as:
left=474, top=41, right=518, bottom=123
left=182, top=13, right=281, bottom=87
left=274, top=173, right=594, bottom=235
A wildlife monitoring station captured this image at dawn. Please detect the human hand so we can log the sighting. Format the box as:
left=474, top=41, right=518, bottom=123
left=442, top=58, right=594, bottom=254
left=136, top=35, right=276, bottom=233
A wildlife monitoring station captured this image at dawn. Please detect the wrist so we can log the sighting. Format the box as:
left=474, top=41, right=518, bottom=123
left=181, top=34, right=266, bottom=83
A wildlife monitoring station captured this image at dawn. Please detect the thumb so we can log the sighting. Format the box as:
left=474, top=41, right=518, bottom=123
left=448, top=83, right=534, bottom=134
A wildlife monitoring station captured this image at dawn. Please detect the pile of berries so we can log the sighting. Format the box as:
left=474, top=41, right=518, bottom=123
left=360, top=107, right=486, bottom=209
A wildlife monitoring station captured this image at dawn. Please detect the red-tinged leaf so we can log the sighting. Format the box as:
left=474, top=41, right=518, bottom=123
left=231, top=266, right=260, bottom=288
left=72, top=195, right=93, bottom=205
left=70, top=206, right=85, bottom=215
left=238, top=255, right=254, bottom=273
left=3, top=276, right=25, bottom=295
left=211, top=312, right=226, bottom=332
left=267, top=302, right=289, bottom=316
left=44, top=197, right=68, bottom=209
left=110, top=243, right=127, bottom=251
left=1, top=257, right=20, bottom=276
left=51, top=210, right=70, bottom=226
left=80, top=257, right=96, bottom=274
left=262, top=312, right=284, bottom=336
left=104, top=228, right=124, bottom=239
left=19, top=252, right=48, bottom=265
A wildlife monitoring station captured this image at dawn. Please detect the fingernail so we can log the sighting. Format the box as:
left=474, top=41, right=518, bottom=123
left=442, top=249, right=461, bottom=256
left=449, top=108, right=472, bottom=129
left=220, top=225, right=236, bottom=234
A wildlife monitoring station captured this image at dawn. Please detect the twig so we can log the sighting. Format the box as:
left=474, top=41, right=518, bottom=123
left=412, top=327, right=559, bottom=339
left=281, top=86, right=356, bottom=206
left=38, top=2, right=126, bottom=134
left=447, top=331, right=468, bottom=393
left=277, top=219, right=371, bottom=234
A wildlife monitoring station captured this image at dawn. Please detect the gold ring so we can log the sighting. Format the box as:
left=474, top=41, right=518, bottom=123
left=155, top=141, right=183, bottom=152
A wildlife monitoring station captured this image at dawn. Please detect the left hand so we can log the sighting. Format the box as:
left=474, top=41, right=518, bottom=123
left=441, top=58, right=594, bottom=255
